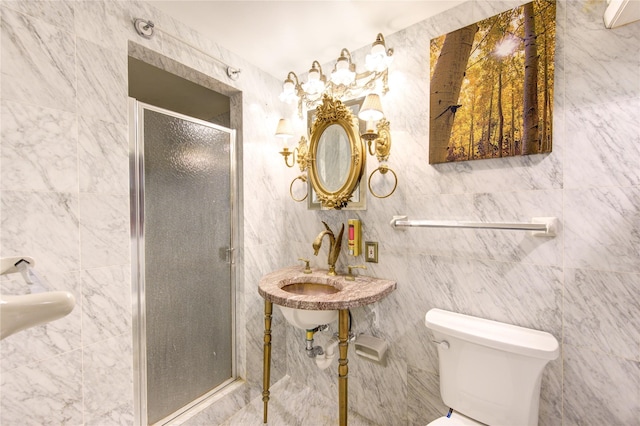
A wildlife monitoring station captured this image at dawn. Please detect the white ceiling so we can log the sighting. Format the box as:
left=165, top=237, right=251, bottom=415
left=149, top=1, right=465, bottom=80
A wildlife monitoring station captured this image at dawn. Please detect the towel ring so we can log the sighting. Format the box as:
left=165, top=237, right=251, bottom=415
left=290, top=174, right=308, bottom=202
left=368, top=164, right=397, bottom=199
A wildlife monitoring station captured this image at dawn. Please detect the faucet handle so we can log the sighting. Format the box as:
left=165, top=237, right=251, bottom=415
left=298, top=257, right=312, bottom=274
left=346, top=264, right=367, bottom=281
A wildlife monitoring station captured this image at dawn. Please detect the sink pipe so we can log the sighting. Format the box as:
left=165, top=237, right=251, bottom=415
left=312, top=221, right=344, bottom=276
left=304, top=311, right=354, bottom=370
left=315, top=335, right=340, bottom=370
left=305, top=325, right=328, bottom=358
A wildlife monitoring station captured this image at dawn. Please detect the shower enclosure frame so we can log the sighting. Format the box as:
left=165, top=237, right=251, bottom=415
left=129, top=99, right=239, bottom=425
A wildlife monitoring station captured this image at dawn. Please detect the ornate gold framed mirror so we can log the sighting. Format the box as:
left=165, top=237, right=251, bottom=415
left=308, top=95, right=365, bottom=209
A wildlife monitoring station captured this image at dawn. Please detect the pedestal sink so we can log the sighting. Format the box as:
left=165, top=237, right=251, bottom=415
left=258, top=265, right=397, bottom=426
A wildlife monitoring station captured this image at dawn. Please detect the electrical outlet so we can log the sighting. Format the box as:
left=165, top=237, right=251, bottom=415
left=365, top=241, right=378, bottom=263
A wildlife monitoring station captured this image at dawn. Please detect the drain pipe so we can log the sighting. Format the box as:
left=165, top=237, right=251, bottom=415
left=315, top=335, right=339, bottom=370
left=305, top=325, right=327, bottom=358
left=305, top=311, right=354, bottom=369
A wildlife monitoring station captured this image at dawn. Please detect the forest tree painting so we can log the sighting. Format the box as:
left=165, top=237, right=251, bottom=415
left=429, top=0, right=556, bottom=164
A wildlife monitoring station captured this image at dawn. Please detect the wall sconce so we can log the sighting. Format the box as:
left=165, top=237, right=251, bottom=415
left=276, top=118, right=309, bottom=171
left=280, top=33, right=394, bottom=117
left=276, top=118, right=309, bottom=202
left=358, top=93, right=397, bottom=199
left=358, top=94, right=391, bottom=162
left=275, top=118, right=295, bottom=167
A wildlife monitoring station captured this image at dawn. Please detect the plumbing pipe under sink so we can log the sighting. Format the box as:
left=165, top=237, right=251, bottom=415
left=315, top=335, right=340, bottom=370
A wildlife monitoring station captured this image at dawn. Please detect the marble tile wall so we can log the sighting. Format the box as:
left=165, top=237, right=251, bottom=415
left=0, top=0, right=638, bottom=425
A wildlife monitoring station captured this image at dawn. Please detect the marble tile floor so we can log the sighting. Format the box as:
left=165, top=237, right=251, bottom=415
left=183, top=376, right=376, bottom=426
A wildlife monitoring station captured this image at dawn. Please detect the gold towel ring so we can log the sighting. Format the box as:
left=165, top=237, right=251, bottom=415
left=368, top=164, right=397, bottom=199
left=289, top=174, right=308, bottom=202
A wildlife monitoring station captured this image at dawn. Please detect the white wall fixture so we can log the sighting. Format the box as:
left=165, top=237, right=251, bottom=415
left=604, top=0, right=640, bottom=28
left=0, top=257, right=75, bottom=340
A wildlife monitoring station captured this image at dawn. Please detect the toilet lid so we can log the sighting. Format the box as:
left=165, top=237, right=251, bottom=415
left=427, top=411, right=485, bottom=426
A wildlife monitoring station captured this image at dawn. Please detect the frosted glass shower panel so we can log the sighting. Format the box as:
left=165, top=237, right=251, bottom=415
left=143, top=109, right=233, bottom=424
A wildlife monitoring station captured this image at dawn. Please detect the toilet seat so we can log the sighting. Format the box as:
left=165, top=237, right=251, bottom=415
left=426, top=411, right=486, bottom=426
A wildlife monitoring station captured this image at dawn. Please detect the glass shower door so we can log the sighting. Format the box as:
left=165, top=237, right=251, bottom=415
left=130, top=101, right=236, bottom=425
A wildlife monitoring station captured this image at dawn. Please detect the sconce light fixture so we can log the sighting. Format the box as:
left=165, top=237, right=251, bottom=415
left=280, top=33, right=394, bottom=117
left=275, top=118, right=295, bottom=167
left=302, top=61, right=326, bottom=96
left=358, top=93, right=397, bottom=199
left=331, top=49, right=356, bottom=86
left=275, top=118, right=310, bottom=201
left=276, top=118, right=309, bottom=170
left=366, top=33, right=395, bottom=72
left=358, top=93, right=391, bottom=162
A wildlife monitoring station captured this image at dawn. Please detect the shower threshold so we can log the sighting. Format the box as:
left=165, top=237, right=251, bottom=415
left=154, top=378, right=244, bottom=426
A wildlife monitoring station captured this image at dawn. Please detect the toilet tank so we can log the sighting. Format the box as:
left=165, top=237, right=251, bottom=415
left=425, top=309, right=559, bottom=426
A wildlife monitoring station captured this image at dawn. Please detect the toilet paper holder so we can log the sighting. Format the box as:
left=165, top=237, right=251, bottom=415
left=354, top=334, right=388, bottom=365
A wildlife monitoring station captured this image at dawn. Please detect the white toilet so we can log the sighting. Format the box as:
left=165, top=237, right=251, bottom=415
left=424, top=308, right=559, bottom=426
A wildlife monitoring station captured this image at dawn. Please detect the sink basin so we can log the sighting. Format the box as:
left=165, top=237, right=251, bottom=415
left=1, top=291, right=76, bottom=340
left=281, top=282, right=340, bottom=296
left=279, top=281, right=340, bottom=329
left=278, top=305, right=338, bottom=330
left=258, top=266, right=397, bottom=330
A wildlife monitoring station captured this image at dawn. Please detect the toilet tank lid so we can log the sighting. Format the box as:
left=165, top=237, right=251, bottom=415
left=425, top=309, right=559, bottom=360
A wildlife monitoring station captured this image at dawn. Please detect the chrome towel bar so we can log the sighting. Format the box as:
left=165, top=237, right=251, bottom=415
left=390, top=216, right=558, bottom=237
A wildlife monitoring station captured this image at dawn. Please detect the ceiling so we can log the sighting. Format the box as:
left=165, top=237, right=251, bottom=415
left=148, top=1, right=465, bottom=80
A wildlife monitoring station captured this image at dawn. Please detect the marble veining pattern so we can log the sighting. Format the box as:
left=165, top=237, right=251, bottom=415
left=564, top=99, right=640, bottom=189
left=1, top=100, right=78, bottom=193
left=76, top=38, right=128, bottom=125
left=1, top=0, right=74, bottom=32
left=564, top=186, right=640, bottom=273
left=565, top=268, right=640, bottom=361
left=0, top=349, right=83, bottom=425
left=78, top=193, right=129, bottom=269
left=80, top=265, right=131, bottom=346
left=0, top=7, right=76, bottom=112
left=563, top=344, right=640, bottom=424
left=407, top=365, right=448, bottom=425
left=78, top=115, right=129, bottom=195
left=82, top=334, right=134, bottom=425
left=74, top=1, right=129, bottom=52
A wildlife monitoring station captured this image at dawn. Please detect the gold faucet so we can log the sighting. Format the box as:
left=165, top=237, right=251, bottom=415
left=312, top=221, right=344, bottom=276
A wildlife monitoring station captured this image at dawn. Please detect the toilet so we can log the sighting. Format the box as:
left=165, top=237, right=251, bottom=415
left=424, top=308, right=559, bottom=426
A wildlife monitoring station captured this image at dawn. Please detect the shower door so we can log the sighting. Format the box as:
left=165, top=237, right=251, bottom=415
left=130, top=100, right=236, bottom=425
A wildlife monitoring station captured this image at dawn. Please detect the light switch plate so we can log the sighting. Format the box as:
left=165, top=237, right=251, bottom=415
left=365, top=241, right=378, bottom=263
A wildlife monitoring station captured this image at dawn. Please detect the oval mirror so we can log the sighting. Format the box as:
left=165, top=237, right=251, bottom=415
left=308, top=95, right=365, bottom=209
left=316, top=124, right=351, bottom=192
